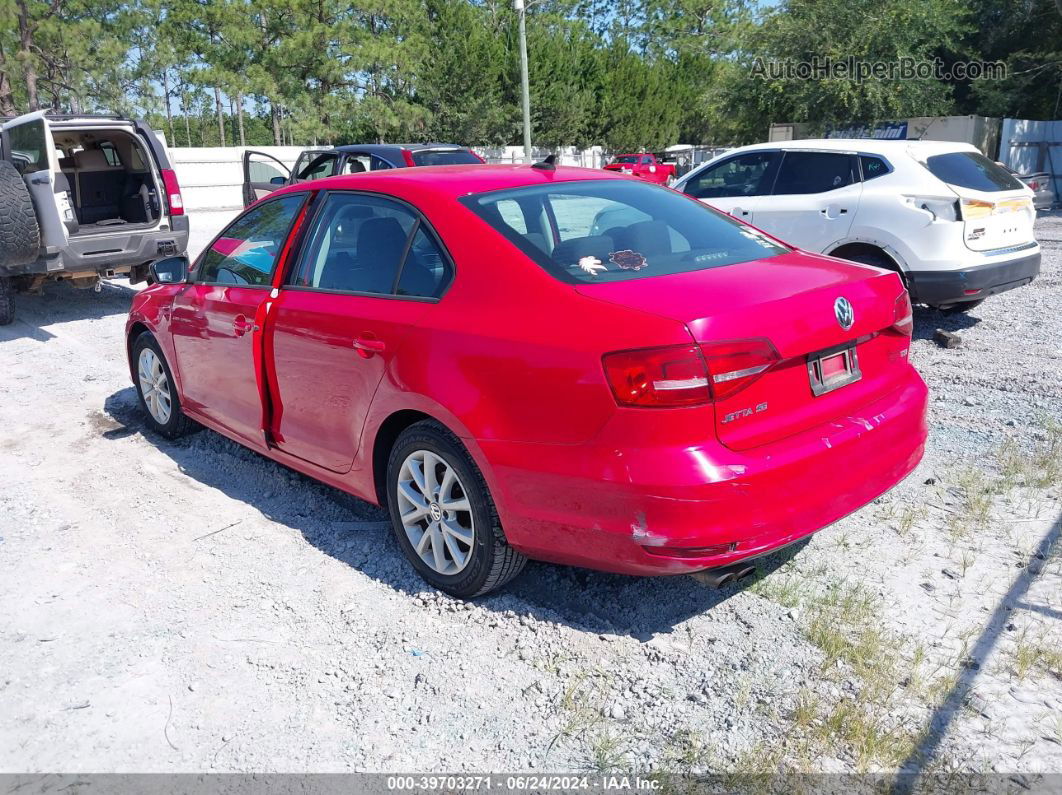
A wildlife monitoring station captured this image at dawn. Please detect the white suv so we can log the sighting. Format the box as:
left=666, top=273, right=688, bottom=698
left=673, top=139, right=1040, bottom=313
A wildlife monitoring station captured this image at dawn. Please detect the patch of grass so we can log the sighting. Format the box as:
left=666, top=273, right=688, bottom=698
left=997, top=419, right=1062, bottom=490
left=947, top=468, right=996, bottom=539
left=1013, top=632, right=1062, bottom=680
left=585, top=728, right=629, bottom=773
left=815, top=701, right=920, bottom=771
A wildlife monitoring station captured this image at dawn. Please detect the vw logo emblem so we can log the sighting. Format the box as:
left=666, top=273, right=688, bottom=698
left=834, top=296, right=854, bottom=330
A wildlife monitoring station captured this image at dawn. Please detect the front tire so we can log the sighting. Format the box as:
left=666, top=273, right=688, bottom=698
left=131, top=332, right=197, bottom=438
left=386, top=420, right=526, bottom=598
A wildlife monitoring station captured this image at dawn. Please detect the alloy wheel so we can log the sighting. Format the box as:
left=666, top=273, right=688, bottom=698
left=138, top=347, right=173, bottom=425
left=396, top=449, right=475, bottom=575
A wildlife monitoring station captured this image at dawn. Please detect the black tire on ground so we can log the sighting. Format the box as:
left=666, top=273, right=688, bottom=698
left=0, top=277, right=13, bottom=326
left=131, top=332, right=199, bottom=439
left=386, top=420, right=527, bottom=598
left=0, top=161, right=41, bottom=270
left=935, top=299, right=985, bottom=315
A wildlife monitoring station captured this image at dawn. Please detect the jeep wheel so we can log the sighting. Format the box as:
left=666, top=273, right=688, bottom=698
left=0, top=161, right=41, bottom=271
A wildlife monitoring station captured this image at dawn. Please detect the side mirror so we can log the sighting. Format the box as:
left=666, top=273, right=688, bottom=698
left=269, top=175, right=287, bottom=185
left=149, top=255, right=189, bottom=285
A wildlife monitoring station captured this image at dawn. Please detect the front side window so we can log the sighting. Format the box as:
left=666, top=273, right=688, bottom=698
left=683, top=152, right=779, bottom=199
left=294, top=152, right=340, bottom=182
left=289, top=192, right=451, bottom=298
left=196, top=194, right=306, bottom=286
left=463, top=179, right=787, bottom=284
left=773, top=152, right=857, bottom=195
left=924, top=151, right=1024, bottom=192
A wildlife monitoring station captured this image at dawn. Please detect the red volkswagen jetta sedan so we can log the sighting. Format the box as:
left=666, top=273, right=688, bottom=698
left=127, top=165, right=928, bottom=597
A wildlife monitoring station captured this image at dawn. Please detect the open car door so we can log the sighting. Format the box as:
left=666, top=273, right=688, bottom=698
left=242, top=150, right=290, bottom=207
left=0, top=111, right=76, bottom=249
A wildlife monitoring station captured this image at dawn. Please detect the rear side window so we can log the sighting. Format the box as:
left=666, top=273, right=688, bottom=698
left=196, top=194, right=305, bottom=286
left=463, top=179, right=787, bottom=284
left=682, top=151, right=779, bottom=199
left=409, top=149, right=481, bottom=166
left=924, top=151, right=1024, bottom=192
left=774, top=152, right=857, bottom=195
left=99, top=142, right=121, bottom=167
left=860, top=155, right=890, bottom=181
left=289, top=192, right=451, bottom=299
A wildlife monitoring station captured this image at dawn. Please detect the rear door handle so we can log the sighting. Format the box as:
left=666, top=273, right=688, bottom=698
left=233, top=316, right=258, bottom=336
left=353, top=336, right=386, bottom=357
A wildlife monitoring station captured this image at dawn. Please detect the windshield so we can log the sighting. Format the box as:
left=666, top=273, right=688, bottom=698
left=925, top=151, right=1025, bottom=192
left=410, top=149, right=481, bottom=166
left=461, top=179, right=787, bottom=284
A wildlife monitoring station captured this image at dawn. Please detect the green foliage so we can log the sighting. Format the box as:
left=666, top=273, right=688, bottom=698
left=0, top=0, right=1055, bottom=149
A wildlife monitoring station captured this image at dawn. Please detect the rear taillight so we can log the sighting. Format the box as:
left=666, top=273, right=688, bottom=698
left=603, top=345, right=710, bottom=407
left=160, top=169, right=184, bottom=216
left=700, top=339, right=780, bottom=400
left=892, top=291, right=914, bottom=337
left=960, top=198, right=993, bottom=220
left=603, top=339, right=779, bottom=407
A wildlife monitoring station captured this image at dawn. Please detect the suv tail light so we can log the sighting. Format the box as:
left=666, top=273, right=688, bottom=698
left=891, top=291, right=914, bottom=337
left=700, top=339, right=780, bottom=400
left=160, top=169, right=184, bottom=216
left=960, top=198, right=994, bottom=220
left=603, top=345, right=710, bottom=407
left=603, top=339, right=779, bottom=407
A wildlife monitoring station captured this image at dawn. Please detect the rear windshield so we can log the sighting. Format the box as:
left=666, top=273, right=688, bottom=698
left=925, top=151, right=1025, bottom=192
left=410, top=149, right=481, bottom=166
left=461, top=179, right=787, bottom=284
left=613, top=155, right=639, bottom=164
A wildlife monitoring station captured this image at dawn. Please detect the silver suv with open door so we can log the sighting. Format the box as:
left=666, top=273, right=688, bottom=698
left=0, top=111, right=188, bottom=325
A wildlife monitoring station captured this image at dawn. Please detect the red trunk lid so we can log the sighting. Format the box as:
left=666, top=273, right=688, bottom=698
left=578, top=251, right=913, bottom=450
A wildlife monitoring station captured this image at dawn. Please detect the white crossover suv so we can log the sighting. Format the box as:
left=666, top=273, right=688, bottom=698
left=674, top=139, right=1040, bottom=313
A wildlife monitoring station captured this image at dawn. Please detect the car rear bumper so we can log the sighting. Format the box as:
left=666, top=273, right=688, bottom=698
left=481, top=371, right=928, bottom=576
left=907, top=248, right=1041, bottom=306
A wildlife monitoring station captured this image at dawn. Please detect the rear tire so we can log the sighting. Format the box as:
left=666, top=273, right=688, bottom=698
left=386, top=420, right=526, bottom=598
left=0, top=277, right=13, bottom=326
left=131, top=332, right=198, bottom=438
left=935, top=299, right=985, bottom=315
left=0, top=161, right=41, bottom=270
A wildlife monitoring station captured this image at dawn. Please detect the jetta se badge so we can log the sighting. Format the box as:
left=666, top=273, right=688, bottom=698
left=834, top=296, right=854, bottom=330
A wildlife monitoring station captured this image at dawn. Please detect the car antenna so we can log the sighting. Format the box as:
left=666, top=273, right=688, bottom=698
left=532, top=154, right=557, bottom=171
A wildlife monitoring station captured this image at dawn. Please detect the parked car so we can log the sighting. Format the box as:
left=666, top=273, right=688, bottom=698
left=603, top=153, right=676, bottom=185
left=674, top=139, right=1041, bottom=314
left=0, top=111, right=187, bottom=325
left=127, top=164, right=927, bottom=597
left=242, top=143, right=484, bottom=206
left=1002, top=164, right=1055, bottom=211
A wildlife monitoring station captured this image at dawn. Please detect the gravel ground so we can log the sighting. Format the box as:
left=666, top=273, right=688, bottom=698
left=0, top=211, right=1059, bottom=780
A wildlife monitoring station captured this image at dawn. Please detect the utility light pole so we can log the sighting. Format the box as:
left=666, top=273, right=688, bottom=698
left=514, top=0, right=532, bottom=163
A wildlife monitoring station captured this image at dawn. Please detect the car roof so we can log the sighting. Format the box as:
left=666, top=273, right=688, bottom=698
left=333, top=143, right=469, bottom=153
left=270, top=164, right=628, bottom=200
left=732, top=138, right=980, bottom=157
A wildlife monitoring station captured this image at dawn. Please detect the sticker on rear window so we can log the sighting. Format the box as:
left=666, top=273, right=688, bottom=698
left=609, top=250, right=647, bottom=271
left=578, top=256, right=607, bottom=276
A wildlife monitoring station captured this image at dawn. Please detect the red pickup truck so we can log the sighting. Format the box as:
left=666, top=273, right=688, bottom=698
left=603, top=153, right=677, bottom=185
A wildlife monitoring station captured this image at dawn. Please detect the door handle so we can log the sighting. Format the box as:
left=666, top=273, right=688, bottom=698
left=233, top=316, right=259, bottom=336
left=353, top=336, right=386, bottom=358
